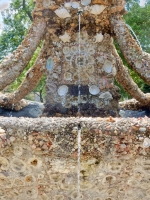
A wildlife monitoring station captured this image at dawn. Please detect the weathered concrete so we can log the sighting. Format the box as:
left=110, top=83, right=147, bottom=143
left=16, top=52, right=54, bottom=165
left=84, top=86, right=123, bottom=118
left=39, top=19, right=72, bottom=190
left=0, top=117, right=150, bottom=199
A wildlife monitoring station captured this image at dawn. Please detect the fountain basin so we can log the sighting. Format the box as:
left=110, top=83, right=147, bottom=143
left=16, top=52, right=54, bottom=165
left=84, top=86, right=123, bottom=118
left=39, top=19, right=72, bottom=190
left=0, top=117, right=150, bottom=199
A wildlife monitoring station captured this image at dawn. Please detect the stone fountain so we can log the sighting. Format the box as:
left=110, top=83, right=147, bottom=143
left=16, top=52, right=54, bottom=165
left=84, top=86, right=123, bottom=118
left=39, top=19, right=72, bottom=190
left=0, top=0, right=150, bottom=199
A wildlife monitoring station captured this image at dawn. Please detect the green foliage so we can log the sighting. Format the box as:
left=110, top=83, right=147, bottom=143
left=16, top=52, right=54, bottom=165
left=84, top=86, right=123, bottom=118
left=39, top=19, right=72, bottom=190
left=115, top=0, right=150, bottom=100
left=0, top=0, right=34, bottom=61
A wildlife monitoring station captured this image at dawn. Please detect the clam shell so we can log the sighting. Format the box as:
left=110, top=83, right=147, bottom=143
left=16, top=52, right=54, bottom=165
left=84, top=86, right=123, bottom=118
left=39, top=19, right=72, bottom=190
left=55, top=8, right=71, bottom=19
left=89, top=85, right=100, bottom=95
left=143, top=138, right=150, bottom=148
left=81, top=0, right=91, bottom=6
left=90, top=5, right=106, bottom=15
left=63, top=46, right=70, bottom=54
left=58, top=85, right=68, bottom=96
left=71, top=2, right=80, bottom=8
left=99, top=91, right=113, bottom=100
left=103, top=60, right=113, bottom=73
left=64, top=2, right=72, bottom=8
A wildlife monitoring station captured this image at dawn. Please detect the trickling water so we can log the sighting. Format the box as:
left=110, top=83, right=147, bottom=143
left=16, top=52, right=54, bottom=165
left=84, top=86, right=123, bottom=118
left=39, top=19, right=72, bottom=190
left=9, top=103, right=14, bottom=117
left=126, top=24, right=142, bottom=49
left=77, top=7, right=83, bottom=200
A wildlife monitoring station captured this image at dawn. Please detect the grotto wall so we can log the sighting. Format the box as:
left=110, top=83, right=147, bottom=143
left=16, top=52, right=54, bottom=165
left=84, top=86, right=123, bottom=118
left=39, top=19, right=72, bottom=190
left=0, top=117, right=150, bottom=199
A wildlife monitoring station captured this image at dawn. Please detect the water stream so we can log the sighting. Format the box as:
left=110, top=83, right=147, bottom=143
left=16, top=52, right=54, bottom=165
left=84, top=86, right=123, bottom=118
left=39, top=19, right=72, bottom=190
left=126, top=24, right=142, bottom=48
left=77, top=7, right=83, bottom=200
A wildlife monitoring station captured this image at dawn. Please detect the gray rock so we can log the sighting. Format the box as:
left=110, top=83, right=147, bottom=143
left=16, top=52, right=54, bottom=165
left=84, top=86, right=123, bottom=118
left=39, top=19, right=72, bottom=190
left=0, top=101, right=44, bottom=118
left=119, top=109, right=146, bottom=118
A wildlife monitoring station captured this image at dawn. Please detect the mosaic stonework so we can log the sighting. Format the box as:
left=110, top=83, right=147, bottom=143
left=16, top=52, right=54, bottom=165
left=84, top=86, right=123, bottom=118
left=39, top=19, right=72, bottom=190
left=0, top=117, right=150, bottom=199
left=45, top=33, right=120, bottom=117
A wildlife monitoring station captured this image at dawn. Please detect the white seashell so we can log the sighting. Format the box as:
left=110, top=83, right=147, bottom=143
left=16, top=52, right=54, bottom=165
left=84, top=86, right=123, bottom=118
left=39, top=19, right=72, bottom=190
left=59, top=32, right=71, bottom=43
left=0, top=128, right=5, bottom=134
left=63, top=46, right=70, bottom=54
left=90, top=4, right=106, bottom=15
left=103, top=60, right=113, bottom=73
left=64, top=72, right=72, bottom=81
left=89, top=85, right=100, bottom=95
left=58, top=85, right=68, bottom=96
left=71, top=2, right=80, bottom=8
left=55, top=7, right=71, bottom=19
left=99, top=91, right=113, bottom=100
left=81, top=0, right=91, bottom=6
left=71, top=46, right=78, bottom=54
left=143, top=138, right=150, bottom=148
left=94, top=33, right=103, bottom=43
left=112, top=66, right=117, bottom=76
left=64, top=2, right=72, bottom=8
left=135, top=60, right=142, bottom=69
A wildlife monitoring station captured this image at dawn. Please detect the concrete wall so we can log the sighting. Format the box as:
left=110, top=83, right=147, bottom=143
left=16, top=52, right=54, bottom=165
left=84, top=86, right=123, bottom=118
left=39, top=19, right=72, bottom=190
left=0, top=117, right=150, bottom=199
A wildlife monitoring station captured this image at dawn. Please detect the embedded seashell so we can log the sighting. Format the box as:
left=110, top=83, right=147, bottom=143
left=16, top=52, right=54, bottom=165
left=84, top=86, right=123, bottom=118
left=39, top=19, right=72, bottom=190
left=0, top=128, right=5, bottom=134
left=64, top=2, right=72, bottom=8
left=50, top=174, right=62, bottom=183
left=71, top=2, right=80, bottom=8
left=103, top=60, right=113, bottom=73
left=88, top=56, right=95, bottom=64
left=87, top=65, right=95, bottom=74
left=102, top=175, right=116, bottom=185
left=99, top=91, right=113, bottom=100
left=47, top=82, right=57, bottom=93
left=64, top=72, right=72, bottom=81
left=81, top=72, right=89, bottom=81
left=11, top=158, right=26, bottom=172
left=59, top=32, right=71, bottom=43
left=90, top=5, right=106, bottom=15
left=88, top=46, right=95, bottom=54
left=43, top=0, right=54, bottom=7
left=112, top=66, right=117, bottom=76
left=55, top=7, right=71, bottom=19
left=14, top=146, right=23, bottom=157
left=0, top=157, right=9, bottom=170
left=54, top=195, right=64, bottom=200
left=89, top=85, right=100, bottom=95
left=46, top=57, right=54, bottom=71
left=135, top=60, right=142, bottom=69
left=58, top=85, right=68, bottom=96
left=71, top=46, right=78, bottom=54
left=71, top=191, right=83, bottom=199
left=94, top=33, right=103, bottom=43
left=81, top=0, right=91, bottom=6
left=26, top=188, right=38, bottom=199
left=143, top=138, right=150, bottom=148
left=76, top=55, right=85, bottom=66
left=14, top=179, right=24, bottom=186
left=65, top=54, right=72, bottom=62
left=28, top=157, right=42, bottom=168
left=0, top=175, right=11, bottom=187
left=25, top=174, right=36, bottom=184
left=63, top=46, right=70, bottom=54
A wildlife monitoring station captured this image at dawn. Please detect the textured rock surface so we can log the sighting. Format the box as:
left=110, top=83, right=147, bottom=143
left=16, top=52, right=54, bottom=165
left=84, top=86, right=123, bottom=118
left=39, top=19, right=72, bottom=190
left=0, top=117, right=150, bottom=199
left=0, top=101, right=44, bottom=118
